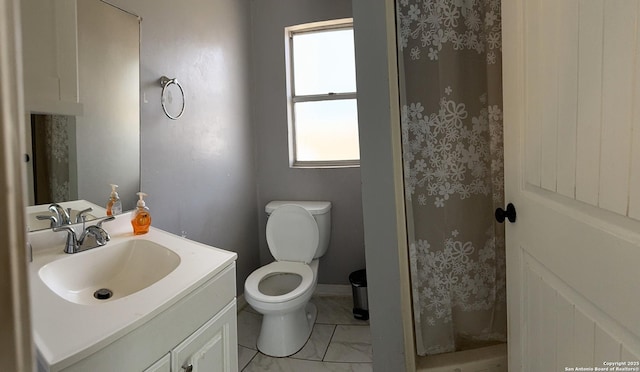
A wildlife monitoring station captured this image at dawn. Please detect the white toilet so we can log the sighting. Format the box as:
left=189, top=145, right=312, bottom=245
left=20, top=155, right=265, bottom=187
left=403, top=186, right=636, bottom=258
left=244, top=200, right=331, bottom=357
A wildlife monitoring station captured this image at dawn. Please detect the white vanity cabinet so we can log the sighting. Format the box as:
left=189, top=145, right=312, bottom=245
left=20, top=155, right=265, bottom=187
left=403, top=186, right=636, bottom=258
left=52, top=263, right=238, bottom=372
left=21, top=0, right=82, bottom=115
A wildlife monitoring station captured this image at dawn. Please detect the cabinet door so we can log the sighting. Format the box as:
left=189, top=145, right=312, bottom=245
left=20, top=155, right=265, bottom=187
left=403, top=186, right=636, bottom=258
left=172, top=301, right=238, bottom=372
left=143, top=353, right=171, bottom=372
left=21, top=0, right=82, bottom=115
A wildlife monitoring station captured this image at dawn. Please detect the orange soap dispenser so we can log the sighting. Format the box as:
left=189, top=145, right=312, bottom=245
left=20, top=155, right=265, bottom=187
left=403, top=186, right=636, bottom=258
left=131, top=192, right=151, bottom=235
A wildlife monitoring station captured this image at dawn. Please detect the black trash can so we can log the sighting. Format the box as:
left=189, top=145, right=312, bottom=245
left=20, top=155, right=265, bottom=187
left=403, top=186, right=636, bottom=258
left=349, top=269, right=369, bottom=320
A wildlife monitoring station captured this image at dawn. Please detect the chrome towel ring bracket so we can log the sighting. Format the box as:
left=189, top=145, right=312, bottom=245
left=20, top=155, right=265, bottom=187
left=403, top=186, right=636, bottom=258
left=160, top=76, right=185, bottom=120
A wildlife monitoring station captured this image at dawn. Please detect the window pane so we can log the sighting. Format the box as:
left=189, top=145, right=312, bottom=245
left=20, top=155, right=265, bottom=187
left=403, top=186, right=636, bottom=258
left=292, top=29, right=356, bottom=95
left=294, top=99, right=359, bottom=162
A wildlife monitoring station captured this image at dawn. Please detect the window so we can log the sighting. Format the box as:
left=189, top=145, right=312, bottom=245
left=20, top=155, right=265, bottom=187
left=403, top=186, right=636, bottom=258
left=286, top=19, right=359, bottom=168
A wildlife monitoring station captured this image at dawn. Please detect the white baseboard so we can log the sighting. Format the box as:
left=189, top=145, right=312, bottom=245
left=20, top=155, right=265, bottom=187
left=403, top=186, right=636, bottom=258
left=236, top=293, right=248, bottom=312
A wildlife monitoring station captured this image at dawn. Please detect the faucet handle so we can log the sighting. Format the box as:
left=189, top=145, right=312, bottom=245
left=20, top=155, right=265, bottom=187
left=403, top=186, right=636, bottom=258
left=85, top=225, right=111, bottom=246
left=75, top=207, right=94, bottom=223
left=97, top=215, right=116, bottom=228
left=36, top=214, right=59, bottom=228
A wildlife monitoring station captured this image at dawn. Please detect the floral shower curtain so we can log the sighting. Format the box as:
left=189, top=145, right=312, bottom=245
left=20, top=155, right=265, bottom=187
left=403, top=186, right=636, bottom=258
left=32, top=114, right=72, bottom=204
left=396, top=0, right=507, bottom=355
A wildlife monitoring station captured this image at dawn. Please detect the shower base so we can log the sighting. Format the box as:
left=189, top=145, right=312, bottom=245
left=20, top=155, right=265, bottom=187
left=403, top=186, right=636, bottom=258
left=416, top=343, right=507, bottom=372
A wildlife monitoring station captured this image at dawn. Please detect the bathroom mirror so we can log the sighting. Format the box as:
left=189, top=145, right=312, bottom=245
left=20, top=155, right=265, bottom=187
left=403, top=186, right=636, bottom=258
left=23, top=0, right=140, bottom=231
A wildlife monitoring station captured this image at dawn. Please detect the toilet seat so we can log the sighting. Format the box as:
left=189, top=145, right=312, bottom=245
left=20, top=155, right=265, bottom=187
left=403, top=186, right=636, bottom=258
left=245, top=261, right=314, bottom=303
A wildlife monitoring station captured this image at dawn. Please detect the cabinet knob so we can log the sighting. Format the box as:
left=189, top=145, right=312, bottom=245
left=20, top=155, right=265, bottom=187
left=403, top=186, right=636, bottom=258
left=182, top=365, right=193, bottom=372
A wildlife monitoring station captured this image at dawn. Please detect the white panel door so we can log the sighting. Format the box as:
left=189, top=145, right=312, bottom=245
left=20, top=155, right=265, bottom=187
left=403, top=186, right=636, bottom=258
left=503, top=0, right=640, bottom=370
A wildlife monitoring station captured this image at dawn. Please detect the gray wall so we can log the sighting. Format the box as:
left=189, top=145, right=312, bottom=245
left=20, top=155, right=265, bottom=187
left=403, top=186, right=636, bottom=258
left=250, top=0, right=365, bottom=285
left=106, top=0, right=259, bottom=295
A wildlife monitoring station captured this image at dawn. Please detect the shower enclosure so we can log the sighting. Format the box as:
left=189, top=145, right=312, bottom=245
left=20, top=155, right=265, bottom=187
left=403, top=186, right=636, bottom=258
left=395, top=0, right=507, bottom=357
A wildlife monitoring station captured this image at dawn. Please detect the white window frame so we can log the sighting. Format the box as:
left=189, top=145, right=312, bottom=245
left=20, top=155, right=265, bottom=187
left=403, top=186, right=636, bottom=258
left=285, top=18, right=359, bottom=168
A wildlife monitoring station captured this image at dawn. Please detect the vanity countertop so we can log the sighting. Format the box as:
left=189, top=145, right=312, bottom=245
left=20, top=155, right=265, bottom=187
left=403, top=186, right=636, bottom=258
left=28, top=213, right=237, bottom=371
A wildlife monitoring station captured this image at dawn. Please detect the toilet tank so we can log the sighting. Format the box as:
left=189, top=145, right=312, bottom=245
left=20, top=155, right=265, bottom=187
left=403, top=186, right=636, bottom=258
left=265, top=201, right=331, bottom=259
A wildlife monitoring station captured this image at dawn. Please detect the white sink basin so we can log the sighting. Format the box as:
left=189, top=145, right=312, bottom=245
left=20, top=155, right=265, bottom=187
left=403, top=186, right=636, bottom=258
left=38, top=239, right=180, bottom=304
left=29, top=215, right=237, bottom=369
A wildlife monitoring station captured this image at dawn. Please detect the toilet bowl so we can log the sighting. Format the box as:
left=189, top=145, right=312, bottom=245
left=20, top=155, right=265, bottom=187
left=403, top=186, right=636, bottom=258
left=244, top=260, right=319, bottom=356
left=244, top=201, right=331, bottom=357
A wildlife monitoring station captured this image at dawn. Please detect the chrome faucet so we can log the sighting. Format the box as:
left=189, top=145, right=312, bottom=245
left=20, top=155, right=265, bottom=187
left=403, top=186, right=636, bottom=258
left=48, top=203, right=71, bottom=226
left=54, top=216, right=116, bottom=254
left=36, top=205, right=93, bottom=228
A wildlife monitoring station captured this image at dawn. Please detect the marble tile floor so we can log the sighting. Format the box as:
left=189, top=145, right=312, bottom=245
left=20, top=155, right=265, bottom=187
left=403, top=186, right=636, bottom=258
left=238, top=295, right=372, bottom=372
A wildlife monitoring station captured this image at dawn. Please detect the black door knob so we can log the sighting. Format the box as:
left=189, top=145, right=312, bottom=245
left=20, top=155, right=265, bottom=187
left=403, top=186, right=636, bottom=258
left=495, top=203, right=516, bottom=223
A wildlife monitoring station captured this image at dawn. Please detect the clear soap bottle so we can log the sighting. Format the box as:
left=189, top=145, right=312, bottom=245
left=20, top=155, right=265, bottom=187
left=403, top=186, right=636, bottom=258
left=131, top=192, right=151, bottom=235
left=106, top=184, right=122, bottom=216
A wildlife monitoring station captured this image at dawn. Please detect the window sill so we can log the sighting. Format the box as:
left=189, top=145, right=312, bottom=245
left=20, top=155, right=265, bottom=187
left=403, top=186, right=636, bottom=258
left=290, top=160, right=360, bottom=169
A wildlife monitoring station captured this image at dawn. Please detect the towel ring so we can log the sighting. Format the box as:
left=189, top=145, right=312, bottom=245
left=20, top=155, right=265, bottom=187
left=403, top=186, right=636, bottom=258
left=160, top=76, right=185, bottom=120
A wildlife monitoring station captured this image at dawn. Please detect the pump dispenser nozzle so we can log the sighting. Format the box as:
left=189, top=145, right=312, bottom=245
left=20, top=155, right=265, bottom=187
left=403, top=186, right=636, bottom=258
left=106, top=184, right=122, bottom=216
left=136, top=192, right=147, bottom=207
left=110, top=184, right=119, bottom=197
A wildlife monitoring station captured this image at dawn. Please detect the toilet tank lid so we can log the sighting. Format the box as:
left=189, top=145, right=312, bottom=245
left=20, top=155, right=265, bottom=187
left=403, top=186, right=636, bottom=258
left=266, top=201, right=331, bottom=215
